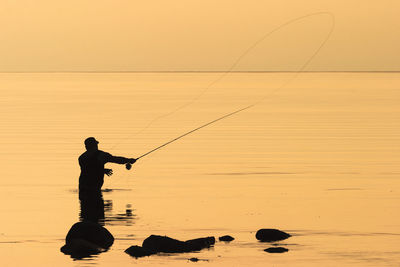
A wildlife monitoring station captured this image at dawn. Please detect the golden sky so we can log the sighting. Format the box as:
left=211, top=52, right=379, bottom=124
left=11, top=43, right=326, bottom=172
left=0, top=0, right=399, bottom=71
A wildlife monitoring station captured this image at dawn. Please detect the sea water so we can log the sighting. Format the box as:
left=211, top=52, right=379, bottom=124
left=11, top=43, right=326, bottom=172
left=0, top=72, right=399, bottom=266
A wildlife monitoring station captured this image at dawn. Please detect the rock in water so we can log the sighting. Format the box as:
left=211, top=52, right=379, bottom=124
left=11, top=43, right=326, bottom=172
left=255, top=229, right=291, bottom=242
left=61, top=221, right=114, bottom=258
left=126, top=235, right=215, bottom=258
left=66, top=221, right=114, bottom=248
left=60, top=238, right=104, bottom=258
left=142, top=235, right=187, bottom=253
left=141, top=235, right=215, bottom=253
left=264, top=247, right=289, bottom=253
left=219, top=235, right=235, bottom=242
left=125, top=245, right=156, bottom=258
left=185, top=237, right=215, bottom=251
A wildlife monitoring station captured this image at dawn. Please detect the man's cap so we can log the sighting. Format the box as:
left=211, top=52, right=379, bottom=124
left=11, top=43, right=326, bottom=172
left=84, top=137, right=99, bottom=146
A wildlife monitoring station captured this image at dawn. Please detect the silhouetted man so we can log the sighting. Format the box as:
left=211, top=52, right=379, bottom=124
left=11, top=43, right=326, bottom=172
left=78, top=137, right=136, bottom=222
left=79, top=137, right=136, bottom=192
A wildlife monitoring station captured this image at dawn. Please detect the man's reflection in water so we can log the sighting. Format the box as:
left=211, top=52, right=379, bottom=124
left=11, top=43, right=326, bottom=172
left=79, top=190, right=105, bottom=225
left=79, top=190, right=136, bottom=226
left=77, top=137, right=137, bottom=225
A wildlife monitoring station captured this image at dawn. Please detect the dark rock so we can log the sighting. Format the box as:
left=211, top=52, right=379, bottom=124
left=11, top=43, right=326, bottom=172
left=60, top=238, right=104, bottom=258
left=185, top=237, right=215, bottom=251
left=189, top=257, right=199, bottom=262
left=66, top=221, right=114, bottom=248
left=219, top=235, right=234, bottom=242
left=142, top=235, right=187, bottom=253
left=125, top=245, right=156, bottom=258
left=61, top=222, right=114, bottom=258
left=141, top=235, right=215, bottom=253
left=255, top=229, right=291, bottom=242
left=264, top=247, right=289, bottom=253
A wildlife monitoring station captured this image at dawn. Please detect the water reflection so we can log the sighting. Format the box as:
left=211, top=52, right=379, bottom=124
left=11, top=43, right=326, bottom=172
left=78, top=190, right=137, bottom=226
left=104, top=202, right=136, bottom=226
left=79, top=190, right=105, bottom=224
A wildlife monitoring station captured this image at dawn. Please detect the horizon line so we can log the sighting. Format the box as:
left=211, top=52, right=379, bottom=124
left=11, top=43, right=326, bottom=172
left=1, top=70, right=400, bottom=74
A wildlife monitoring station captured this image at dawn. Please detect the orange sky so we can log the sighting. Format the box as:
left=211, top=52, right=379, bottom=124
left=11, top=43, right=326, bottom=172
left=0, top=1, right=399, bottom=71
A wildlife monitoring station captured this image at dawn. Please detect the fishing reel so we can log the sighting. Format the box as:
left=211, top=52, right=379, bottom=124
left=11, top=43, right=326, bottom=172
left=126, top=163, right=132, bottom=170
left=126, top=158, right=138, bottom=170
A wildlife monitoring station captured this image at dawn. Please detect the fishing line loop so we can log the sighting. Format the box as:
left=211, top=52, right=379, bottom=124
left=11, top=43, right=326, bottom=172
left=106, top=11, right=335, bottom=187
left=110, top=11, right=335, bottom=150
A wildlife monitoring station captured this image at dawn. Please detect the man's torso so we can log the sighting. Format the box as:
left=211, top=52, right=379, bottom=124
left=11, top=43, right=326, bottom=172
left=79, top=150, right=111, bottom=192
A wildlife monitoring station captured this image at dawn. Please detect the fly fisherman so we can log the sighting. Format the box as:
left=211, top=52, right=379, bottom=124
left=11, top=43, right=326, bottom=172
left=78, top=137, right=136, bottom=222
left=79, top=137, right=136, bottom=193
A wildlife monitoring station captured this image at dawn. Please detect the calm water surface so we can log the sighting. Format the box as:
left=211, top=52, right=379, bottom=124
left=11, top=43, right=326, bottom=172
left=0, top=73, right=399, bottom=266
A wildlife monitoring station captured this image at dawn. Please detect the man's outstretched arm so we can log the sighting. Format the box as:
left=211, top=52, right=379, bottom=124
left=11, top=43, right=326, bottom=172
left=107, top=155, right=136, bottom=164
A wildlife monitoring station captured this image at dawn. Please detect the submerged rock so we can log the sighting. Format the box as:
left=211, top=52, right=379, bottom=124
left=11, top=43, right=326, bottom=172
left=126, top=235, right=215, bottom=258
left=185, top=236, right=216, bottom=251
left=255, top=229, right=291, bottom=242
left=66, top=221, right=114, bottom=248
left=264, top=247, right=289, bottom=253
left=142, top=235, right=187, bottom=253
left=61, top=221, right=114, bottom=258
left=61, top=238, right=104, bottom=258
left=219, top=235, right=235, bottom=242
left=142, top=235, right=215, bottom=253
left=125, top=245, right=156, bottom=258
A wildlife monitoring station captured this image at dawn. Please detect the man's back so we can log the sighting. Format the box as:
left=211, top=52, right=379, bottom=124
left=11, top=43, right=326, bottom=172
left=79, top=150, right=111, bottom=192
left=78, top=137, right=136, bottom=193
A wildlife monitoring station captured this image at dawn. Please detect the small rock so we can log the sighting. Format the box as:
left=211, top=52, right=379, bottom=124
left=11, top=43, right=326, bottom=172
left=189, top=257, right=199, bottom=262
left=255, top=229, right=291, bottom=242
left=264, top=247, right=289, bottom=253
left=66, top=221, right=114, bottom=248
left=60, top=238, right=104, bottom=258
left=142, top=235, right=187, bottom=253
left=185, top=236, right=215, bottom=251
left=141, top=235, right=215, bottom=253
left=125, top=245, right=156, bottom=258
left=219, top=235, right=234, bottom=242
left=61, top=221, right=114, bottom=258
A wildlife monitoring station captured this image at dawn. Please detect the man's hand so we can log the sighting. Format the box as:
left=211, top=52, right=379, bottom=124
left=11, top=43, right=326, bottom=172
left=104, top=168, right=113, bottom=176
left=126, top=158, right=137, bottom=170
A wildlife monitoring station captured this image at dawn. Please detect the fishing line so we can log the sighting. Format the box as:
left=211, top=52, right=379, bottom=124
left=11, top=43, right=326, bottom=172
left=110, top=11, right=335, bottom=150
left=136, top=105, right=254, bottom=159
left=106, top=11, right=335, bottom=187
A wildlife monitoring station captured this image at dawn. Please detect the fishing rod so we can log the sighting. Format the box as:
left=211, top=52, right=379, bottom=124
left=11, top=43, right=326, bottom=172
left=134, top=104, right=254, bottom=161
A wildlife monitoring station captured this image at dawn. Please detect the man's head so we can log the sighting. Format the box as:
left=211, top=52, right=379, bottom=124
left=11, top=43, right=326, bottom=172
left=84, top=137, right=99, bottom=151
